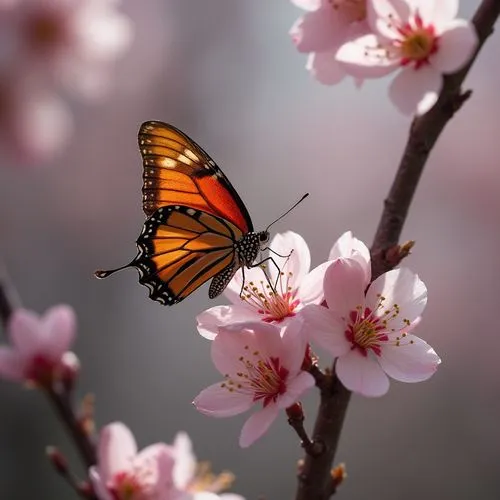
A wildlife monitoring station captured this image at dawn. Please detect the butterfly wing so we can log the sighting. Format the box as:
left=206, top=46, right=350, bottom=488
left=131, top=205, right=243, bottom=305
left=139, top=121, right=253, bottom=233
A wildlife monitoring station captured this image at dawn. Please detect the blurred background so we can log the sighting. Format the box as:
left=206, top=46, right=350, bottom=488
left=0, top=0, right=499, bottom=498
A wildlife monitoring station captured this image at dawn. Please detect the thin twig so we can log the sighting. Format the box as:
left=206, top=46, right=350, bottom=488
left=295, top=2, right=500, bottom=499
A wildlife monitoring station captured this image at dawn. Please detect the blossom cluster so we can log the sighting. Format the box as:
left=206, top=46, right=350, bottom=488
left=0, top=0, right=132, bottom=163
left=290, top=0, right=478, bottom=115
left=194, top=231, right=440, bottom=446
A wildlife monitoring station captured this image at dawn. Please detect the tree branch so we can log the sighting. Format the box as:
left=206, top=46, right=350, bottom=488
left=295, top=2, right=500, bottom=499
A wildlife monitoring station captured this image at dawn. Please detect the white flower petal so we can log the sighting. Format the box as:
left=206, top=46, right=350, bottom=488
left=328, top=231, right=371, bottom=282
left=431, top=20, right=478, bottom=73
left=225, top=266, right=266, bottom=305
left=239, top=404, right=280, bottom=448
left=336, top=35, right=398, bottom=78
left=369, top=0, right=412, bottom=38
left=415, top=0, right=458, bottom=27
left=388, top=65, right=441, bottom=116
left=290, top=9, right=342, bottom=53
left=172, top=432, right=196, bottom=489
left=280, top=319, right=308, bottom=372
left=297, top=261, right=330, bottom=305
left=196, top=305, right=258, bottom=340
left=301, top=304, right=351, bottom=357
left=379, top=335, right=441, bottom=382
left=366, top=268, right=427, bottom=331
left=193, top=382, right=253, bottom=417
left=323, top=259, right=367, bottom=317
left=269, top=231, right=311, bottom=285
left=97, top=422, right=137, bottom=480
left=277, top=371, right=315, bottom=408
left=307, top=50, right=346, bottom=85
left=291, top=0, right=322, bottom=11
left=336, top=350, right=390, bottom=397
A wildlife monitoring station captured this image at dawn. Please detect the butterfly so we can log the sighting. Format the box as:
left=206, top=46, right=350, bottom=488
left=95, top=121, right=306, bottom=306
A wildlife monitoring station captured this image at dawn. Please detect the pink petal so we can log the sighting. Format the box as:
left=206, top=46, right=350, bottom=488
left=193, top=382, right=253, bottom=417
left=196, top=305, right=258, bottom=340
left=301, top=305, right=351, bottom=357
left=212, top=323, right=283, bottom=375
left=135, top=444, right=174, bottom=492
left=0, top=348, right=24, bottom=381
left=279, top=319, right=308, bottom=372
left=224, top=266, right=264, bottom=305
left=290, top=9, right=342, bottom=53
left=336, top=350, right=390, bottom=397
left=40, top=305, right=76, bottom=359
left=336, top=35, right=398, bottom=78
left=89, top=467, right=113, bottom=500
left=328, top=231, right=371, bottom=282
left=8, top=310, right=44, bottom=359
left=388, top=65, right=441, bottom=116
left=172, top=432, right=196, bottom=489
left=97, top=422, right=137, bottom=480
left=277, top=371, right=315, bottom=409
left=239, top=404, right=280, bottom=448
left=297, top=261, right=330, bottom=305
left=415, top=0, right=458, bottom=27
left=323, top=258, right=367, bottom=317
left=268, top=231, right=310, bottom=285
left=379, top=335, right=441, bottom=382
left=291, top=0, right=322, bottom=11
left=307, top=50, right=346, bottom=85
left=366, top=268, right=427, bottom=331
left=369, top=0, right=411, bottom=38
left=431, top=20, right=478, bottom=73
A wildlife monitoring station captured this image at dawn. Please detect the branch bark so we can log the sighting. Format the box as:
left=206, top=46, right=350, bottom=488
left=295, top=2, right=500, bottom=499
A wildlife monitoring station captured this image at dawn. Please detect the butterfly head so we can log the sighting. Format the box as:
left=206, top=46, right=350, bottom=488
left=258, top=230, right=270, bottom=250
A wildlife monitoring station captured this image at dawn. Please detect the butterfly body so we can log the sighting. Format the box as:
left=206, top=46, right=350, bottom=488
left=95, top=121, right=272, bottom=305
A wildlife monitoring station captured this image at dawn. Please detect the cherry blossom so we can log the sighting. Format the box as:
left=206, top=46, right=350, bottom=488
left=0, top=305, right=77, bottom=387
left=193, top=321, right=315, bottom=447
left=303, top=258, right=440, bottom=396
left=290, top=0, right=370, bottom=84
left=197, top=231, right=329, bottom=340
left=90, top=422, right=176, bottom=500
left=336, top=0, right=478, bottom=114
left=171, top=432, right=244, bottom=500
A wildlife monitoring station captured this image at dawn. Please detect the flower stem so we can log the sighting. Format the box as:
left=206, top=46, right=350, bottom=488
left=294, top=2, right=500, bottom=499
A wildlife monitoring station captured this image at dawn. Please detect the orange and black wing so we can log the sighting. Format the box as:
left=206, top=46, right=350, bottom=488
left=139, top=121, right=253, bottom=233
left=131, top=205, right=244, bottom=305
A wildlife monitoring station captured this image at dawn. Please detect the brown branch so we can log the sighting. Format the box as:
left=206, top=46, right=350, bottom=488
left=295, top=2, right=500, bottom=499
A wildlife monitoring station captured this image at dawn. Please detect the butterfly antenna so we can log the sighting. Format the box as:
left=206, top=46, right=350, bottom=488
left=265, top=193, right=309, bottom=232
left=94, top=263, right=132, bottom=279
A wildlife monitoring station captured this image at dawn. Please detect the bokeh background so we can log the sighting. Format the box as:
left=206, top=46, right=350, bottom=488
left=0, top=0, right=499, bottom=499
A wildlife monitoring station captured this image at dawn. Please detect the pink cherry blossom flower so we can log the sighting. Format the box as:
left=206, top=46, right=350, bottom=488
left=290, top=0, right=370, bottom=84
left=336, top=0, right=478, bottom=115
left=328, top=230, right=371, bottom=281
left=197, top=231, right=329, bottom=340
left=90, top=422, right=176, bottom=500
left=303, top=258, right=440, bottom=397
left=0, top=305, right=76, bottom=387
left=171, top=432, right=244, bottom=500
left=193, top=321, right=315, bottom=447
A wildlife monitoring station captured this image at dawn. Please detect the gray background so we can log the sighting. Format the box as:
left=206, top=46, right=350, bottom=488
left=0, top=1, right=499, bottom=499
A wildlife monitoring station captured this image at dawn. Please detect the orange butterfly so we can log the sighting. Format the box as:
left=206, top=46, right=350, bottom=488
left=95, top=121, right=307, bottom=305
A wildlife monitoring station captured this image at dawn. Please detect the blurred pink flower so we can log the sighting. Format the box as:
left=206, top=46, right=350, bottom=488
left=193, top=321, right=315, bottom=448
left=336, top=0, right=478, bottom=114
left=303, top=258, right=440, bottom=397
left=290, top=0, right=369, bottom=84
left=0, top=305, right=76, bottom=387
left=197, top=231, right=329, bottom=340
left=172, top=432, right=244, bottom=500
left=90, top=422, right=175, bottom=500
left=0, top=0, right=132, bottom=163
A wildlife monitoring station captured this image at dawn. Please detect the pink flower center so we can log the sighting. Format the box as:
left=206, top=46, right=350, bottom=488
left=345, top=295, right=414, bottom=356
left=109, top=468, right=155, bottom=500
left=23, top=8, right=68, bottom=54
left=221, top=351, right=289, bottom=407
left=24, top=354, right=57, bottom=387
left=329, top=0, right=367, bottom=23
left=242, top=271, right=300, bottom=323
left=387, top=12, right=439, bottom=69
